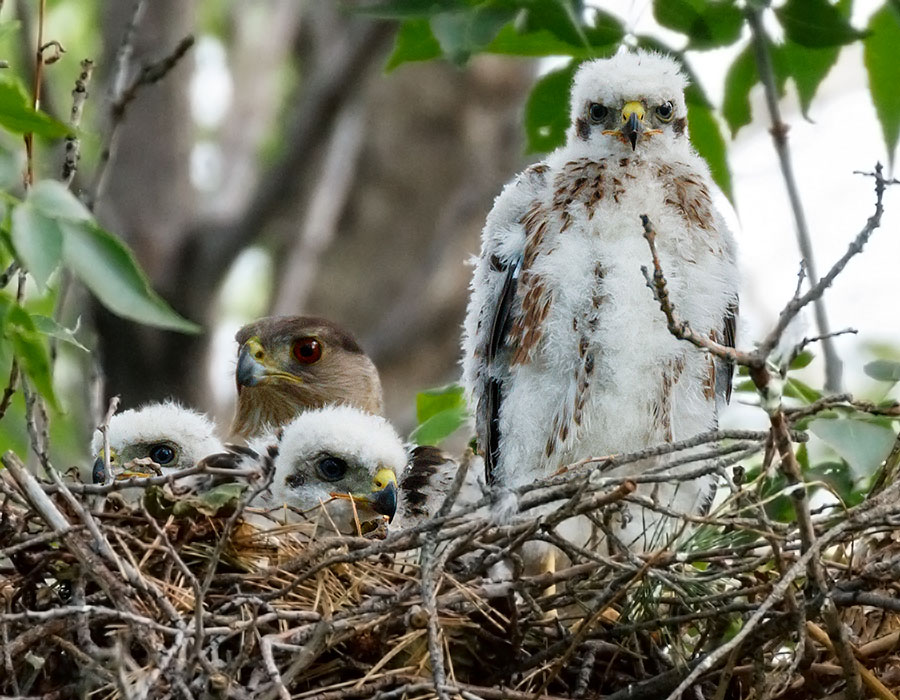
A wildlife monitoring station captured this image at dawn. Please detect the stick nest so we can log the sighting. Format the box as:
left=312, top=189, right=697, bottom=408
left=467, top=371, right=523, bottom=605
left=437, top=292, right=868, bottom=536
left=2, top=435, right=900, bottom=700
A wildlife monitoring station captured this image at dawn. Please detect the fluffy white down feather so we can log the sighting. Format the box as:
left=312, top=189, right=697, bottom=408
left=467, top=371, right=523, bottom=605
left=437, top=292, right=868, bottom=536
left=462, top=49, right=740, bottom=557
left=254, top=405, right=407, bottom=532
left=89, top=401, right=224, bottom=501
left=90, top=402, right=223, bottom=460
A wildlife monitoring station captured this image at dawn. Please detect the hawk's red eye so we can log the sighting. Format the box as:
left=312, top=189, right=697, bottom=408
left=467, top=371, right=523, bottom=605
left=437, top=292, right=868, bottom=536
left=292, top=337, right=322, bottom=364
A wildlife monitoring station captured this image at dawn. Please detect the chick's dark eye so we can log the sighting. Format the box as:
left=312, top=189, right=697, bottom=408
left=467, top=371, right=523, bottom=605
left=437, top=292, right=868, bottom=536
left=588, top=102, right=607, bottom=123
left=317, top=457, right=348, bottom=482
left=656, top=101, right=674, bottom=122
left=292, top=337, right=322, bottom=365
left=148, top=444, right=176, bottom=465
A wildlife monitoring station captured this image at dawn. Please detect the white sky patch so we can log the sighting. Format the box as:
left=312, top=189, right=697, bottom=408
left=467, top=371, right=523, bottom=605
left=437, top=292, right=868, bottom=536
left=207, top=248, right=274, bottom=413
left=190, top=140, right=224, bottom=192
left=190, top=36, right=233, bottom=129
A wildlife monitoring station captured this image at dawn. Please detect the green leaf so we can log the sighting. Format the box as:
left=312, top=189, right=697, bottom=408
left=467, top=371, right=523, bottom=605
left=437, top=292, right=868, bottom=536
left=0, top=74, right=69, bottom=138
left=810, top=416, right=896, bottom=478
left=61, top=220, right=200, bottom=333
left=525, top=60, right=577, bottom=153
left=353, top=0, right=470, bottom=18
left=431, top=7, right=514, bottom=64
left=864, top=6, right=900, bottom=167
left=776, top=42, right=840, bottom=119
left=865, top=359, right=900, bottom=383
left=521, top=0, right=588, bottom=48
left=784, top=376, right=822, bottom=404
left=28, top=180, right=92, bottom=222
left=410, top=406, right=468, bottom=446
left=772, top=0, right=850, bottom=119
left=734, top=378, right=756, bottom=392
left=808, top=459, right=859, bottom=503
left=30, top=314, right=88, bottom=352
left=790, top=350, right=814, bottom=370
left=685, top=84, right=732, bottom=200
left=386, top=19, right=442, bottom=70
left=796, top=442, right=810, bottom=470
left=486, top=23, right=588, bottom=57
left=775, top=0, right=866, bottom=48
left=653, top=0, right=743, bottom=50
left=416, top=382, right=465, bottom=423
left=411, top=382, right=469, bottom=446
left=10, top=204, right=62, bottom=290
left=722, top=45, right=757, bottom=136
left=584, top=9, right=625, bottom=49
left=5, top=304, right=58, bottom=409
left=144, top=482, right=246, bottom=518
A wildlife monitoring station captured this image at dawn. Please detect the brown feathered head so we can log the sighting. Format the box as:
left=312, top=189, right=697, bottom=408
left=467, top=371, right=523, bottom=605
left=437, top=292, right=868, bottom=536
left=230, top=316, right=383, bottom=439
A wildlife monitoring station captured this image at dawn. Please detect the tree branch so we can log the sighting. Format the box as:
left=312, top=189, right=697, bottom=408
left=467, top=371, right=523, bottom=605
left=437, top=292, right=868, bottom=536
left=746, top=6, right=842, bottom=392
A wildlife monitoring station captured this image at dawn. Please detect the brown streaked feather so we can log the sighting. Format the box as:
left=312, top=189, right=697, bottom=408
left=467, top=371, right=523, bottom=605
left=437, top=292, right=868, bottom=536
left=662, top=170, right=714, bottom=231
left=653, top=356, right=686, bottom=443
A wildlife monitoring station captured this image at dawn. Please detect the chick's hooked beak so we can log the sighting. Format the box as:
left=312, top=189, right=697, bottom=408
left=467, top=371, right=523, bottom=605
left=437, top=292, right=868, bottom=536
left=620, top=101, right=645, bottom=151
left=92, top=448, right=116, bottom=484
left=359, top=468, right=398, bottom=521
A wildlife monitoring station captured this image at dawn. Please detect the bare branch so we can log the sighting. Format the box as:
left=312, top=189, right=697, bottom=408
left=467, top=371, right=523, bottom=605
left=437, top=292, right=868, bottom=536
left=87, top=33, right=195, bottom=211
left=746, top=6, right=843, bottom=392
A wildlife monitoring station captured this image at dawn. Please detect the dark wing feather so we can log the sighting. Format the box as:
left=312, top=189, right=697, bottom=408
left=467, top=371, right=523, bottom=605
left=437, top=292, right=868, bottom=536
left=400, top=445, right=446, bottom=518
left=481, top=255, right=522, bottom=486
left=720, top=299, right=739, bottom=404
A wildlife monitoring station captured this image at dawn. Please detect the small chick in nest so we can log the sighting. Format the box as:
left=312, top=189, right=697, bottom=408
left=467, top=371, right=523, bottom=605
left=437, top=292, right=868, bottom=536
left=213, top=405, right=402, bottom=535
left=90, top=401, right=224, bottom=503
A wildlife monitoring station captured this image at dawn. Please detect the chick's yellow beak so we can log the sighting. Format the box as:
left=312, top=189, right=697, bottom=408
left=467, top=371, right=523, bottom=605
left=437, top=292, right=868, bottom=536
left=353, top=468, right=398, bottom=520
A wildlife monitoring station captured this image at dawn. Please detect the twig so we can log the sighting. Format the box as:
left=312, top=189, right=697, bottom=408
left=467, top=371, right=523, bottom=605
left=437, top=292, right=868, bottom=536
left=61, top=58, right=94, bottom=186
left=757, top=163, right=894, bottom=364
left=806, top=621, right=898, bottom=700
left=87, top=30, right=194, bottom=210
left=641, top=211, right=870, bottom=698
left=746, top=6, right=842, bottom=392
left=0, top=272, right=26, bottom=421
left=22, top=0, right=45, bottom=189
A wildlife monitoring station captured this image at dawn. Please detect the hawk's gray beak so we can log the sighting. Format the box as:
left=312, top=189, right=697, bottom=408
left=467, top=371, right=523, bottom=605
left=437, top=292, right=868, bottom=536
left=623, top=111, right=640, bottom=151
left=236, top=340, right=266, bottom=388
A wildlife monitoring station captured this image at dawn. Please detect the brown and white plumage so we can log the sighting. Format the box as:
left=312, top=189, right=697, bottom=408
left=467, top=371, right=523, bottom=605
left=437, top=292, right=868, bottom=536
left=393, top=447, right=484, bottom=530
left=461, top=50, right=739, bottom=554
left=230, top=315, right=383, bottom=439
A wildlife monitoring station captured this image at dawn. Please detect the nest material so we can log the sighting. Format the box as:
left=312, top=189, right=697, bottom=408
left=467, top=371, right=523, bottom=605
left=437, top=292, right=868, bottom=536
left=2, top=436, right=900, bottom=700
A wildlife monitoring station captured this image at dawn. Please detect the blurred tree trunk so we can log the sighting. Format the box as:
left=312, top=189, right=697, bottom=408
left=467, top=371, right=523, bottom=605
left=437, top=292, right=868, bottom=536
left=92, top=0, right=197, bottom=408
left=86, top=1, right=533, bottom=431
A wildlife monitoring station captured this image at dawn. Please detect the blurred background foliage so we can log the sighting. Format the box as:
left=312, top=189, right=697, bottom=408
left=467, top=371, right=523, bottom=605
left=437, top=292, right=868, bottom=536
left=0, top=0, right=897, bottom=511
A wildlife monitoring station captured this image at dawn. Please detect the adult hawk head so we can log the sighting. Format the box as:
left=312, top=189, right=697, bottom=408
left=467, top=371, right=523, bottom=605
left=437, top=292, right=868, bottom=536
left=461, top=49, right=739, bottom=558
left=230, top=315, right=383, bottom=439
